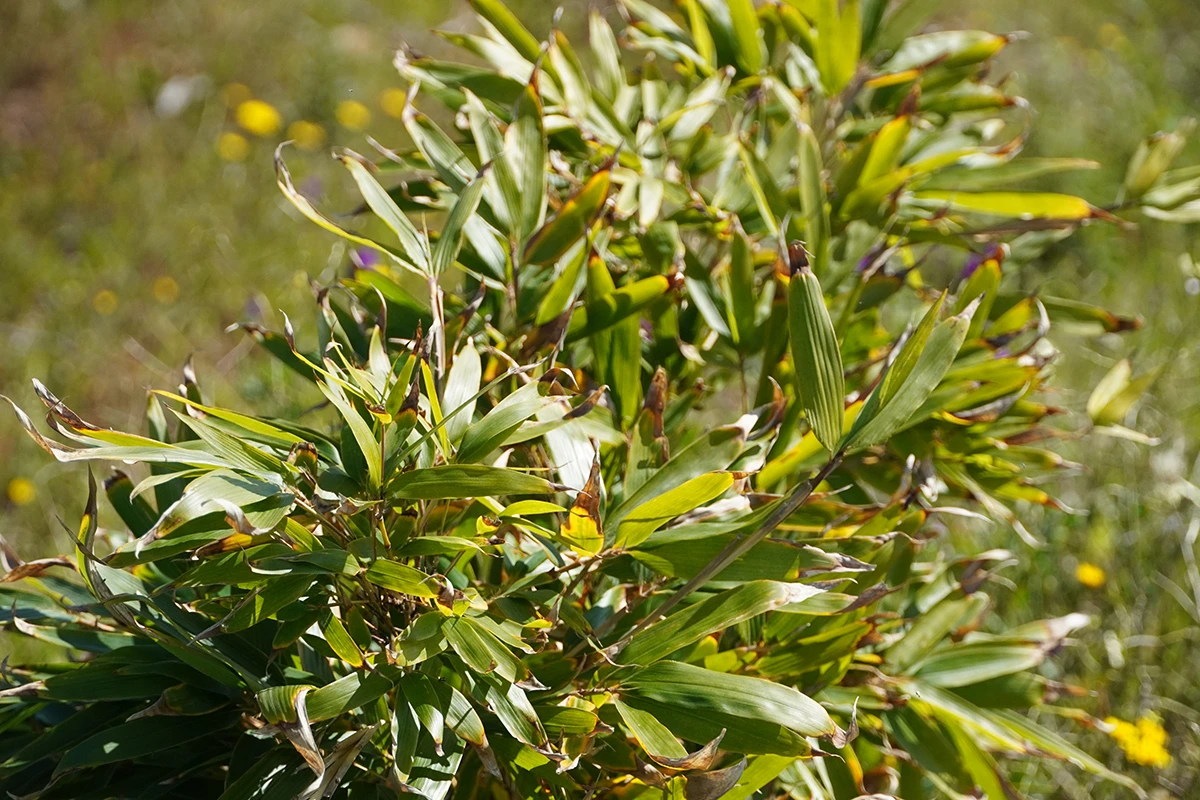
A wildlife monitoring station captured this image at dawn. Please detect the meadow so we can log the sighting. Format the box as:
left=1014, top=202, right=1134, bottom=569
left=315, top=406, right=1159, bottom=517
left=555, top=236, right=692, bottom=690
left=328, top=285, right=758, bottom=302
left=2, top=1, right=1199, bottom=796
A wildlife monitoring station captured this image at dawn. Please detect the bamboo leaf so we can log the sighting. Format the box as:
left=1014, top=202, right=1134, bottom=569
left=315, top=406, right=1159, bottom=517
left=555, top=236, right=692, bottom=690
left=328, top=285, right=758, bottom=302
left=614, top=472, right=735, bottom=549
left=845, top=299, right=977, bottom=449
left=910, top=190, right=1099, bottom=220
left=391, top=465, right=558, bottom=499
left=797, top=124, right=830, bottom=276
left=727, top=0, right=764, bottom=74
left=58, top=713, right=240, bottom=771
left=613, top=697, right=688, bottom=759
left=317, top=378, right=382, bottom=492
left=787, top=258, right=845, bottom=453
left=524, top=165, right=612, bottom=265
left=339, top=152, right=431, bottom=274
left=364, top=560, right=441, bottom=598
left=432, top=168, right=489, bottom=276
left=509, top=71, right=547, bottom=240
left=619, top=581, right=824, bottom=667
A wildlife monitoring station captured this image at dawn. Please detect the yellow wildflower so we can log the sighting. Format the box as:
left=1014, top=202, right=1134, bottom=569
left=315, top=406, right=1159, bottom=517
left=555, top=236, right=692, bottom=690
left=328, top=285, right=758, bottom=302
left=1075, top=562, right=1106, bottom=588
left=1105, top=715, right=1172, bottom=768
left=336, top=99, right=371, bottom=131
left=380, top=88, right=407, bottom=119
left=287, top=120, right=327, bottom=151
left=7, top=478, right=36, bottom=506
left=236, top=99, right=283, bottom=137
left=153, top=276, right=180, bottom=304
left=93, top=289, right=118, bottom=315
left=217, top=132, right=249, bottom=162
left=221, top=82, right=252, bottom=108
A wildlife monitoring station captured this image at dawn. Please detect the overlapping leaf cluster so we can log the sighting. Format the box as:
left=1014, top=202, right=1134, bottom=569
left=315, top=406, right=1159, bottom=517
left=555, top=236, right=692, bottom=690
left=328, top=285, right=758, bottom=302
left=2, top=1, right=1194, bottom=798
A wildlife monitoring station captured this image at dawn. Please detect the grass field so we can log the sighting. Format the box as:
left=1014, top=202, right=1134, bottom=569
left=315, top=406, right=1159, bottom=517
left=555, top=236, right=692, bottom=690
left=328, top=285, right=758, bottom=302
left=2, top=1, right=1199, bottom=796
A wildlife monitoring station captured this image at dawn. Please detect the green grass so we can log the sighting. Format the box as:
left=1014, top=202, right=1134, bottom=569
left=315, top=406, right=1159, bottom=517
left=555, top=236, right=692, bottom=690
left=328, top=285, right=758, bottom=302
left=950, top=2, right=1200, bottom=796
left=2, top=0, right=1199, bottom=795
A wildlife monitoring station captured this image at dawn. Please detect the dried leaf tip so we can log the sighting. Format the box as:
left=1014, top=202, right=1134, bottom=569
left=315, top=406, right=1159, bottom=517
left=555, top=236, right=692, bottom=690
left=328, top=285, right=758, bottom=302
left=787, top=240, right=810, bottom=276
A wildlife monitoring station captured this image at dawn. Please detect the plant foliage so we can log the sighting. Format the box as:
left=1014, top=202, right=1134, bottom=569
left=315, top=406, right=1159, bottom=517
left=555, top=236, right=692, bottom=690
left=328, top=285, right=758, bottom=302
left=3, top=1, right=1196, bottom=798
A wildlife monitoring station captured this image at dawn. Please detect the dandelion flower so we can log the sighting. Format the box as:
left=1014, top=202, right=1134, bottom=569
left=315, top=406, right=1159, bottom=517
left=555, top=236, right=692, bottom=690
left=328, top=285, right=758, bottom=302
left=337, top=99, right=371, bottom=131
left=217, top=132, right=249, bottom=162
left=380, top=88, right=407, bottom=119
left=93, top=289, right=118, bottom=315
left=1075, top=562, right=1106, bottom=588
left=1105, top=715, right=1172, bottom=768
left=153, top=276, right=180, bottom=304
left=287, top=120, right=327, bottom=151
left=6, top=478, right=36, bottom=506
left=236, top=99, right=283, bottom=137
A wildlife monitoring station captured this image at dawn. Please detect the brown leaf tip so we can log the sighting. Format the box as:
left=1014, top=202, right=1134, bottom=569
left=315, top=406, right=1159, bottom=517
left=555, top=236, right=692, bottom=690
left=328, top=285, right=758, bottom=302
left=787, top=240, right=810, bottom=276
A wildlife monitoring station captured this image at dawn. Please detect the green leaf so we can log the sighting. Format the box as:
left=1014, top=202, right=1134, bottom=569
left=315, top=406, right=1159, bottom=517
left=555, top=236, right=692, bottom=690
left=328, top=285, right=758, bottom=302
left=275, top=146, right=407, bottom=270
left=614, top=472, right=735, bottom=549
left=622, top=661, right=834, bottom=737
left=910, top=190, right=1099, bottom=220
left=224, top=574, right=313, bottom=633
left=456, top=381, right=555, bottom=464
left=45, top=664, right=179, bottom=702
left=534, top=240, right=589, bottom=326
left=1087, top=359, right=1160, bottom=426
left=718, top=755, right=797, bottom=800
left=815, top=0, right=861, bottom=94
left=392, top=464, right=557, bottom=499
left=787, top=263, right=845, bottom=453
left=318, top=377, right=382, bottom=492
left=613, top=697, right=688, bottom=759
left=483, top=677, right=545, bottom=746
left=797, top=124, right=830, bottom=276
left=319, top=612, right=364, bottom=668
left=884, top=597, right=972, bottom=671
left=1124, top=124, right=1192, bottom=199
left=844, top=299, right=976, bottom=449
left=878, top=291, right=946, bottom=407
left=727, top=0, right=764, bottom=74
left=339, top=152, right=431, bottom=274
left=912, top=643, right=1045, bottom=688
left=509, top=71, right=547, bottom=240
left=727, top=226, right=757, bottom=348
left=258, top=684, right=314, bottom=725
left=884, top=29, right=1008, bottom=72
left=444, top=342, right=483, bottom=445
left=469, top=0, right=542, bottom=62
left=629, top=528, right=863, bottom=583
left=535, top=705, right=600, bottom=737
left=923, top=157, right=1099, bottom=192
left=944, top=717, right=1020, bottom=800
left=755, top=620, right=873, bottom=677
left=444, top=616, right=527, bottom=683
left=305, top=671, right=396, bottom=722
left=432, top=168, right=489, bottom=276
left=402, top=673, right=446, bottom=754
left=566, top=273, right=679, bottom=342
left=684, top=0, right=717, bottom=70
left=435, top=679, right=488, bottom=745
left=589, top=11, right=625, bottom=100
left=58, top=712, right=239, bottom=771
left=364, top=560, right=441, bottom=598
left=403, top=106, right=476, bottom=194
left=618, top=581, right=824, bottom=667
left=618, top=695, right=811, bottom=757
left=523, top=165, right=612, bottom=265
left=608, top=423, right=749, bottom=532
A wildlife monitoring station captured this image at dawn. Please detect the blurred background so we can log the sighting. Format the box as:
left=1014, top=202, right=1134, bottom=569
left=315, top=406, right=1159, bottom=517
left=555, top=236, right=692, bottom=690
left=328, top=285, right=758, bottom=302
left=2, top=0, right=1200, bottom=795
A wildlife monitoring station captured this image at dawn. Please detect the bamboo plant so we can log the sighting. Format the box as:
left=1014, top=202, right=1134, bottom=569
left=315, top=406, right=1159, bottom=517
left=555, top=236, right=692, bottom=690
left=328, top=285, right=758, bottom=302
left=3, top=1, right=1197, bottom=798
